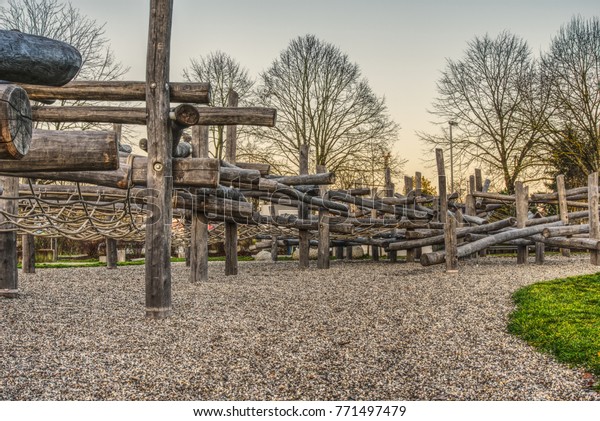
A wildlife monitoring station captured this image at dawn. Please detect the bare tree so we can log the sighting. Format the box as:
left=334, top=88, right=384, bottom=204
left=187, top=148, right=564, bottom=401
left=541, top=16, right=600, bottom=183
left=182, top=50, right=254, bottom=160
left=420, top=32, right=545, bottom=193
left=252, top=34, right=399, bottom=187
left=0, top=0, right=128, bottom=131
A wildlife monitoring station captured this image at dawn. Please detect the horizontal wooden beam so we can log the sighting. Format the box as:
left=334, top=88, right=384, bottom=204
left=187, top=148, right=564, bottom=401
left=31, top=105, right=277, bottom=127
left=20, top=81, right=210, bottom=103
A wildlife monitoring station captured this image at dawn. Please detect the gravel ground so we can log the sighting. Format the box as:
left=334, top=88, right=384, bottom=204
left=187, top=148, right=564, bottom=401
left=1, top=255, right=599, bottom=401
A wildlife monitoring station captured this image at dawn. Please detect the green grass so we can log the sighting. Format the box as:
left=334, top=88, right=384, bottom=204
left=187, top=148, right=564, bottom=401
left=508, top=273, right=600, bottom=388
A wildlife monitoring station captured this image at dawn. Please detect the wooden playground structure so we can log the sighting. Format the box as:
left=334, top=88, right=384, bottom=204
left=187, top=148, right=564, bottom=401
left=2, top=0, right=600, bottom=320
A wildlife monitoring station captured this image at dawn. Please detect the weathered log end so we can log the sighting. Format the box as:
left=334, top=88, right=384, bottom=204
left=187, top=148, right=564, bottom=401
left=0, top=29, right=82, bottom=86
left=420, top=250, right=445, bottom=267
left=0, top=84, right=32, bottom=159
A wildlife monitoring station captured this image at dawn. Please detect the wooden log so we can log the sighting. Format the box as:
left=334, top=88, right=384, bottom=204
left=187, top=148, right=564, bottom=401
left=190, top=124, right=209, bottom=282
left=236, top=162, right=270, bottom=176
left=445, top=214, right=458, bottom=272
left=0, top=29, right=81, bottom=86
left=317, top=164, right=330, bottom=269
left=0, top=129, right=118, bottom=172
left=298, top=143, right=310, bottom=269
left=328, top=190, right=425, bottom=219
left=436, top=149, right=447, bottom=224
left=21, top=233, right=35, bottom=274
left=144, top=0, right=173, bottom=319
left=32, top=105, right=277, bottom=127
left=106, top=238, right=117, bottom=269
left=317, top=216, right=331, bottom=269
left=543, top=225, right=589, bottom=238
left=388, top=217, right=516, bottom=251
left=266, top=172, right=336, bottom=186
left=556, top=174, right=571, bottom=257
left=589, top=172, right=600, bottom=265
left=129, top=156, right=219, bottom=188
left=223, top=91, right=239, bottom=276
left=21, top=80, right=210, bottom=103
left=471, top=191, right=516, bottom=202
left=515, top=181, right=529, bottom=264
left=0, top=84, right=32, bottom=159
left=271, top=234, right=278, bottom=262
left=0, top=176, right=18, bottom=297
left=420, top=221, right=563, bottom=266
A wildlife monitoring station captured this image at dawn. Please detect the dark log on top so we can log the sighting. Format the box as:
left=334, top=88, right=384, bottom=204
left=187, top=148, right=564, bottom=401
left=0, top=129, right=118, bottom=172
left=0, top=30, right=81, bottom=86
left=20, top=80, right=210, bottom=103
left=0, top=84, right=32, bottom=160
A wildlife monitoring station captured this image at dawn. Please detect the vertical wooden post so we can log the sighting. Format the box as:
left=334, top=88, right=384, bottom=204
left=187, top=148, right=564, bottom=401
left=556, top=174, right=571, bottom=257
left=404, top=176, right=415, bottom=262
left=106, top=237, right=117, bottom=269
left=271, top=235, right=278, bottom=262
left=317, top=164, right=330, bottom=269
left=189, top=125, right=210, bottom=282
left=436, top=149, right=447, bottom=224
left=335, top=245, right=344, bottom=260
left=535, top=242, right=545, bottom=265
left=346, top=244, right=353, bottom=260
left=370, top=189, right=379, bottom=262
left=474, top=169, right=483, bottom=193
left=224, top=90, right=239, bottom=276
left=298, top=143, right=310, bottom=269
left=385, top=167, right=397, bottom=262
left=515, top=181, right=529, bottom=264
left=445, top=214, right=458, bottom=272
left=144, top=0, right=174, bottom=319
left=0, top=176, right=18, bottom=297
left=22, top=234, right=35, bottom=274
left=414, top=171, right=422, bottom=260
left=588, top=172, right=600, bottom=265
left=51, top=237, right=58, bottom=262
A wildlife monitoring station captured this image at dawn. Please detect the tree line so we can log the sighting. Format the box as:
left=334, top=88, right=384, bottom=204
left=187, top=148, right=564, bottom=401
left=419, top=16, right=600, bottom=194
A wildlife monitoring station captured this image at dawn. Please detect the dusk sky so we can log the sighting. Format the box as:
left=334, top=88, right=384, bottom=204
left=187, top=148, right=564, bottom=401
left=8, top=0, right=600, bottom=179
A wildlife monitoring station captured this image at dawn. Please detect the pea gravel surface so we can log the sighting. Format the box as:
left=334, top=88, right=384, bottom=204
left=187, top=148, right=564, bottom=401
left=1, top=255, right=599, bottom=401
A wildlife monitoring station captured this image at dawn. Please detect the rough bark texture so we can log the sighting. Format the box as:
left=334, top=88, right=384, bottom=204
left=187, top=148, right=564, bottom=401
left=0, top=29, right=81, bottom=86
left=144, top=0, right=174, bottom=319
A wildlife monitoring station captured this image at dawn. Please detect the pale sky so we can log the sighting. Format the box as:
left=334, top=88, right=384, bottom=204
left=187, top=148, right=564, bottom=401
left=6, top=0, right=600, bottom=179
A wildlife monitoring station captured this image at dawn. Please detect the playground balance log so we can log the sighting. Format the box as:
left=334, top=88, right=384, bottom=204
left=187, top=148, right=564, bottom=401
left=0, top=129, right=118, bottom=172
